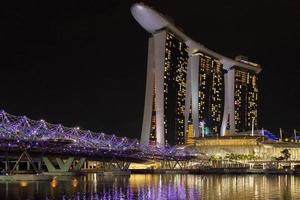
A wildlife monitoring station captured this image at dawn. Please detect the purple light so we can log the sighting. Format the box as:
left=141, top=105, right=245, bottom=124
left=0, top=110, right=195, bottom=160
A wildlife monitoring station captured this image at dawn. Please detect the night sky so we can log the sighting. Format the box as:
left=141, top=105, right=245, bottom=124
left=1, top=0, right=299, bottom=139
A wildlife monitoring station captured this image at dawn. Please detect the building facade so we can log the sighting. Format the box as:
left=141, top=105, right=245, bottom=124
left=198, top=52, right=224, bottom=136
left=221, top=56, right=259, bottom=134
left=195, top=136, right=300, bottom=161
left=141, top=30, right=189, bottom=146
left=131, top=3, right=262, bottom=145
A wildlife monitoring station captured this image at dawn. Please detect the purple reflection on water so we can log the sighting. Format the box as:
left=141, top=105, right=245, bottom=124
left=2, top=174, right=300, bottom=200
left=44, top=175, right=200, bottom=200
left=0, top=174, right=202, bottom=200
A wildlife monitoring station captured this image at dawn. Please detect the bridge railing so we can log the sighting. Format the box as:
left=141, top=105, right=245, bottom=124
left=0, top=111, right=139, bottom=155
left=0, top=111, right=196, bottom=160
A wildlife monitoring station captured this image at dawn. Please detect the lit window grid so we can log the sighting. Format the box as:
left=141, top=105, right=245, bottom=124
left=234, top=67, right=259, bottom=132
left=198, top=54, right=224, bottom=136
left=163, top=32, right=188, bottom=145
left=150, top=83, right=157, bottom=143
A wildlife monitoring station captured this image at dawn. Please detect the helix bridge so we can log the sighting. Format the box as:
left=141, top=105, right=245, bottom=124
left=0, top=111, right=195, bottom=162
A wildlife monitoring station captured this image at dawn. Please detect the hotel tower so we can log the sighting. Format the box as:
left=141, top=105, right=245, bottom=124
left=131, top=3, right=261, bottom=146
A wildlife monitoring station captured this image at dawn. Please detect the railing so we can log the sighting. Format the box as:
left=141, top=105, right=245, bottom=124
left=0, top=110, right=195, bottom=160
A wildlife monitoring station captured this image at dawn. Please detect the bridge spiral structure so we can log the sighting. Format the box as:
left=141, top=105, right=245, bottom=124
left=0, top=111, right=194, bottom=161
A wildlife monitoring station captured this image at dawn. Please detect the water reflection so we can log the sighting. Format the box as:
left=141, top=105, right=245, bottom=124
left=0, top=174, right=300, bottom=200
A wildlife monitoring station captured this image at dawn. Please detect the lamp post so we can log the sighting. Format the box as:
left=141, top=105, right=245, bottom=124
left=251, top=117, right=255, bottom=136
left=200, top=121, right=205, bottom=138
left=251, top=111, right=257, bottom=137
left=279, top=128, right=283, bottom=142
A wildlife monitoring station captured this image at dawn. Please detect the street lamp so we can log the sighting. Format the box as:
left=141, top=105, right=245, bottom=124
left=251, top=110, right=257, bottom=136
left=200, top=121, right=205, bottom=138
left=251, top=117, right=255, bottom=136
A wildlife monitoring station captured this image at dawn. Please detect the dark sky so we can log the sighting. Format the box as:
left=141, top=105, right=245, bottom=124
left=1, top=0, right=299, bottom=138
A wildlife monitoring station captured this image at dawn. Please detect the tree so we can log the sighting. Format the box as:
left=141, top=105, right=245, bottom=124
left=281, top=149, right=291, bottom=161
left=275, top=149, right=291, bottom=161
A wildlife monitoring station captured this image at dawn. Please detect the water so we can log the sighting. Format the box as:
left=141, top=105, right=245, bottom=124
left=0, top=174, right=300, bottom=200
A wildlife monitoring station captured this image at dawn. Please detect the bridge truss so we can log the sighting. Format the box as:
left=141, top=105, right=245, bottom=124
left=0, top=111, right=195, bottom=162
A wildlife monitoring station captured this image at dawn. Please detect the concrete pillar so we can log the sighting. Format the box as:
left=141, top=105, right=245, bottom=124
left=153, top=31, right=167, bottom=145
left=43, top=157, right=75, bottom=172
left=221, top=68, right=236, bottom=135
left=16, top=162, right=19, bottom=171
left=56, top=157, right=74, bottom=171
left=42, top=157, right=56, bottom=172
left=249, top=163, right=253, bottom=169
left=140, top=37, right=155, bottom=145
left=190, top=55, right=200, bottom=138
left=4, top=161, right=8, bottom=171
left=38, top=161, right=41, bottom=170
left=74, top=158, right=86, bottom=171
left=27, top=162, right=30, bottom=170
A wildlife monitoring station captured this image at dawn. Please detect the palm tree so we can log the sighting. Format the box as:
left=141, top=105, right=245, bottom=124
left=275, top=149, right=291, bottom=161
left=281, top=149, right=291, bottom=161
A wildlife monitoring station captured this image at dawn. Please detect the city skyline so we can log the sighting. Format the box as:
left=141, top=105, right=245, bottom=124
left=1, top=0, right=300, bottom=139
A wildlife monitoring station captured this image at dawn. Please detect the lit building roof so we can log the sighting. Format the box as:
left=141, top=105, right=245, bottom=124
left=131, top=3, right=262, bottom=73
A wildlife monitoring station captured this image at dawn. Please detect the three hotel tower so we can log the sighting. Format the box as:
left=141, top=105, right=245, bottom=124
left=131, top=3, right=261, bottom=146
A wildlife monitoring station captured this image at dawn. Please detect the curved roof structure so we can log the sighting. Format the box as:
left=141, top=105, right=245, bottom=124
left=131, top=3, right=261, bottom=73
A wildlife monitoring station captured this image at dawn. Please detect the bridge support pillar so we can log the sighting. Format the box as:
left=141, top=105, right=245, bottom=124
left=102, top=158, right=131, bottom=171
left=43, top=157, right=58, bottom=172
left=83, top=161, right=87, bottom=169
left=161, top=160, right=190, bottom=170
left=38, top=161, right=42, bottom=171
left=4, top=161, right=8, bottom=171
left=101, top=159, right=131, bottom=176
left=15, top=162, right=19, bottom=171
left=56, top=157, right=74, bottom=172
left=74, top=158, right=86, bottom=171
left=27, top=162, right=30, bottom=171
left=42, top=157, right=86, bottom=174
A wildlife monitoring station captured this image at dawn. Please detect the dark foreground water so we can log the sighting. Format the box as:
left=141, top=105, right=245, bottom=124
left=0, top=174, right=300, bottom=200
